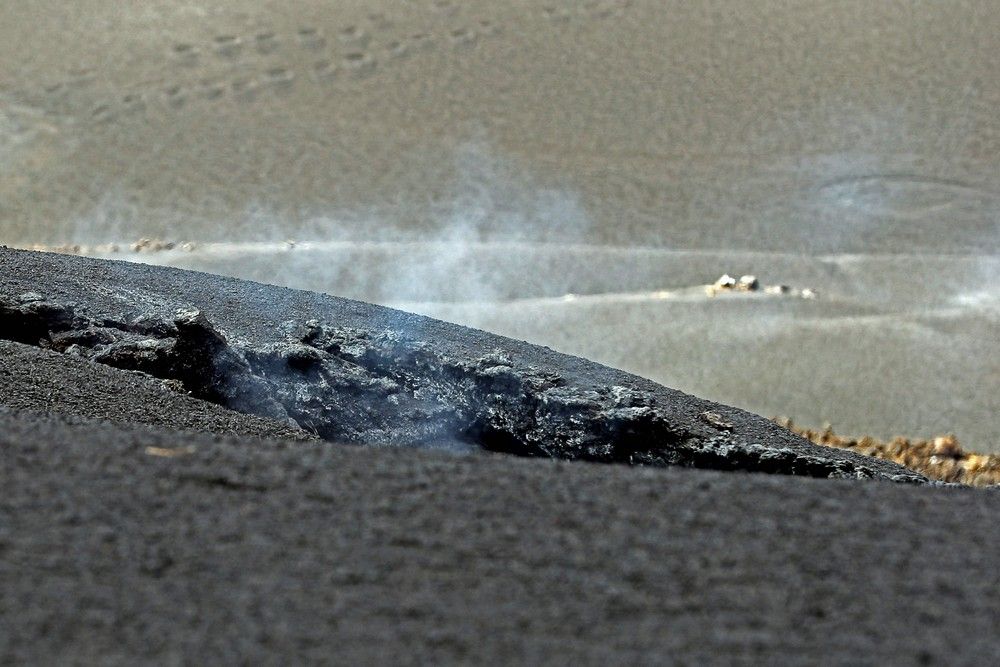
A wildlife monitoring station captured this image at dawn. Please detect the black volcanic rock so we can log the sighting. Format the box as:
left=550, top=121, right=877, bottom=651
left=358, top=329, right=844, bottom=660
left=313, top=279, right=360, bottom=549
left=0, top=247, right=924, bottom=482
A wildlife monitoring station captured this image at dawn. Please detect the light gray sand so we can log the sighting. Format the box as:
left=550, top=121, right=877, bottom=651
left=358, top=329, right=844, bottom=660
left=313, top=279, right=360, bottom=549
left=2, top=1, right=999, bottom=249
left=1, top=1, right=998, bottom=447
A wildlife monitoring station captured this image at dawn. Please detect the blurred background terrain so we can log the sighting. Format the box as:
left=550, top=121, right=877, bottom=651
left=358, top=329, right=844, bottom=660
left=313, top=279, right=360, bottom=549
left=2, top=0, right=997, bottom=449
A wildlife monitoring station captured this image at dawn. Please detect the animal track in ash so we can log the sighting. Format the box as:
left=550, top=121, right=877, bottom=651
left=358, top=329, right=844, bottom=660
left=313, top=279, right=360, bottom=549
left=343, top=52, right=377, bottom=79
left=212, top=35, right=244, bottom=59
left=476, top=20, right=501, bottom=37
left=195, top=79, right=227, bottom=101
left=32, top=66, right=97, bottom=108
left=76, top=76, right=231, bottom=127
left=34, top=83, right=90, bottom=116
left=42, top=82, right=67, bottom=96
left=448, top=28, right=478, bottom=48
left=119, top=92, right=148, bottom=117
left=86, top=87, right=156, bottom=125
left=296, top=27, right=327, bottom=51
left=407, top=32, right=435, bottom=53
left=88, top=103, right=116, bottom=125
left=230, top=77, right=262, bottom=103
left=89, top=88, right=154, bottom=124
left=254, top=32, right=280, bottom=55
left=337, top=25, right=370, bottom=50
left=35, top=4, right=521, bottom=128
left=309, top=60, right=339, bottom=83
left=262, top=67, right=296, bottom=92
left=385, top=40, right=410, bottom=60
left=162, top=84, right=187, bottom=109
left=170, top=43, right=200, bottom=67
left=383, top=31, right=435, bottom=60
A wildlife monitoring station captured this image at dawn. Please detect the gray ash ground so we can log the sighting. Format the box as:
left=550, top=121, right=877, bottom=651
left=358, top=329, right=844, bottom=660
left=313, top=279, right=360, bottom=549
left=4, top=249, right=1000, bottom=665
left=1, top=408, right=998, bottom=665
left=0, top=248, right=923, bottom=481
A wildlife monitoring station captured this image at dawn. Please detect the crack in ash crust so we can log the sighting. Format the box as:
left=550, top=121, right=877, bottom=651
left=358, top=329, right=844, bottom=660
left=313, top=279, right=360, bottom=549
left=0, top=292, right=923, bottom=481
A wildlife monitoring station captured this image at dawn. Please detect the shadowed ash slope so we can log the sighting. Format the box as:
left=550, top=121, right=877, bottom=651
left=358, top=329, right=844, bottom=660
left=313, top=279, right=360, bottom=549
left=0, top=248, right=923, bottom=482
left=0, top=339, right=313, bottom=442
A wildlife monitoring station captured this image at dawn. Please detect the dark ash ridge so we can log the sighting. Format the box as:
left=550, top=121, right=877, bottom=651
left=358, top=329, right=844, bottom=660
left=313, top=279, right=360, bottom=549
left=0, top=248, right=925, bottom=482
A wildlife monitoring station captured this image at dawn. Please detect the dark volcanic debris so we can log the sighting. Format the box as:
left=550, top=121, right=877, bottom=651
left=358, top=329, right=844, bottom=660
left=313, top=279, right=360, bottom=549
left=0, top=249, right=926, bottom=482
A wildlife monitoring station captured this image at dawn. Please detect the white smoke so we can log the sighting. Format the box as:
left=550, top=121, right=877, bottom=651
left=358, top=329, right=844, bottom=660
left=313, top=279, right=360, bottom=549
left=68, top=140, right=600, bottom=306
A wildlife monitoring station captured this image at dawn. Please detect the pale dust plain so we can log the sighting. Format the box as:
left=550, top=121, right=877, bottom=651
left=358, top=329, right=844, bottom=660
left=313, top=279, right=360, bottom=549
left=1, top=0, right=998, bottom=449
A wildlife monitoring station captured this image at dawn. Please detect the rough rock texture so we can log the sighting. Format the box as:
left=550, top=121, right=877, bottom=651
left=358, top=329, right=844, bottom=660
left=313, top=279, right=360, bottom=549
left=1, top=409, right=998, bottom=665
left=0, top=247, right=924, bottom=481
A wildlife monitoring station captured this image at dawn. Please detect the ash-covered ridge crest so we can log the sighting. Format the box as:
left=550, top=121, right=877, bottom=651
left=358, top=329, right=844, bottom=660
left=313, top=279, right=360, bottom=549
left=0, top=250, right=926, bottom=483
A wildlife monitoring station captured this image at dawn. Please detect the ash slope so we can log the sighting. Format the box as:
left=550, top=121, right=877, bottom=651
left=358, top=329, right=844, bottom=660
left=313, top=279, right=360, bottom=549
left=0, top=247, right=922, bottom=482
left=0, top=339, right=313, bottom=442
left=1, top=409, right=997, bottom=665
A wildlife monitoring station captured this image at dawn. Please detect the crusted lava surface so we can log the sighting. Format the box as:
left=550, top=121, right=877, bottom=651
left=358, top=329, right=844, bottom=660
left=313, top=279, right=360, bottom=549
left=0, top=247, right=924, bottom=482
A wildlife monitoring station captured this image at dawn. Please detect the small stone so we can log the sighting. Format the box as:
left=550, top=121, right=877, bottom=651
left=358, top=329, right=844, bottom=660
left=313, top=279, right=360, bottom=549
left=700, top=411, right=734, bottom=431
left=714, top=274, right=737, bottom=289
left=16, top=292, right=44, bottom=303
left=160, top=378, right=188, bottom=393
left=932, top=435, right=961, bottom=458
left=174, top=308, right=204, bottom=325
